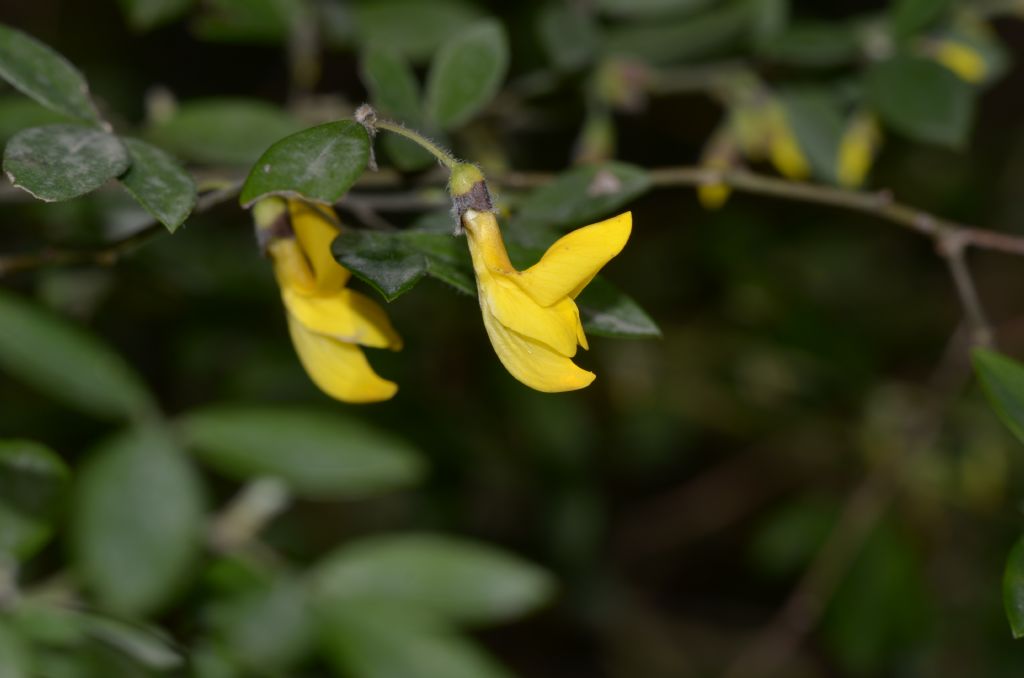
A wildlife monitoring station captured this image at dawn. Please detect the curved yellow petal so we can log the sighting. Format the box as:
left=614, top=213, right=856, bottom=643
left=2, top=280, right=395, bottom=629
left=282, top=287, right=403, bottom=350
left=269, top=239, right=316, bottom=294
left=287, top=314, right=397, bottom=403
left=934, top=40, right=986, bottom=83
left=515, top=212, right=632, bottom=307
left=478, top=269, right=581, bottom=357
left=463, top=210, right=515, bottom=275
left=288, top=200, right=350, bottom=291
left=479, top=304, right=595, bottom=393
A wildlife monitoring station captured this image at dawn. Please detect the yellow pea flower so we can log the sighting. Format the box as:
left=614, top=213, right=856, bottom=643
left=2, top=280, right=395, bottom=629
left=698, top=127, right=738, bottom=210
left=451, top=165, right=631, bottom=392
left=767, top=105, right=810, bottom=181
left=253, top=198, right=402, bottom=403
left=836, top=112, right=882, bottom=188
left=931, top=39, right=987, bottom=83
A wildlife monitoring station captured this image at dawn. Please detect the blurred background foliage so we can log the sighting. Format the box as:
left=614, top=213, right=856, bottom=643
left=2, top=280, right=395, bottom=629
left=3, top=0, right=1024, bottom=677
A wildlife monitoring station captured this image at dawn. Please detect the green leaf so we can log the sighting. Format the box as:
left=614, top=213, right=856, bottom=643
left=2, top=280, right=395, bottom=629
left=178, top=406, right=425, bottom=498
left=780, top=89, right=845, bottom=184
left=240, top=120, right=370, bottom=207
left=333, top=229, right=474, bottom=301
left=973, top=348, right=1024, bottom=445
left=576, top=276, right=661, bottom=339
left=207, top=576, right=315, bottom=672
left=3, top=124, right=129, bottom=202
left=0, top=620, right=31, bottom=678
left=192, top=0, right=303, bottom=43
left=425, top=20, right=509, bottom=130
left=71, top=425, right=204, bottom=617
left=312, top=533, right=556, bottom=626
left=0, top=440, right=69, bottom=561
left=361, top=47, right=421, bottom=122
left=0, top=289, right=156, bottom=421
left=756, top=21, right=859, bottom=67
left=351, top=0, right=484, bottom=63
left=514, top=162, right=651, bottom=230
left=537, top=3, right=600, bottom=72
left=0, top=24, right=100, bottom=123
left=119, top=138, right=197, bottom=233
left=1004, top=536, right=1024, bottom=638
left=147, top=98, right=301, bottom=165
left=891, top=0, right=949, bottom=39
left=117, top=0, right=194, bottom=31
left=319, top=603, right=513, bottom=678
left=602, top=4, right=749, bottom=64
left=865, top=55, right=975, bottom=149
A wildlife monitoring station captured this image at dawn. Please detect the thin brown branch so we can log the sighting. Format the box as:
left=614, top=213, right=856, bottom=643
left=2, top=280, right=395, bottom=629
left=0, top=181, right=241, bottom=278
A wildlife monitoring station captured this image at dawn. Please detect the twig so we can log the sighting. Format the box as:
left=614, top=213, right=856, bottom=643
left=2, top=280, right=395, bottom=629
left=0, top=181, right=241, bottom=278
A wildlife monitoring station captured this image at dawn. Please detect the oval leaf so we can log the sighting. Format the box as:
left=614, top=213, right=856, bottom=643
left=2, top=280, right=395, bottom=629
left=514, top=162, right=651, bottom=230
left=361, top=47, right=421, bottom=122
left=576, top=276, right=661, bottom=339
left=3, top=124, right=129, bottom=202
left=1005, top=536, right=1024, bottom=638
left=312, top=533, right=556, bottom=625
left=973, top=348, right=1024, bottom=444
left=147, top=98, right=301, bottom=166
left=0, top=440, right=69, bottom=561
left=0, top=289, right=156, bottom=421
left=0, top=24, right=100, bottom=123
left=71, top=425, right=205, bottom=617
left=320, top=603, right=513, bottom=678
left=425, top=20, right=509, bottom=130
left=332, top=230, right=474, bottom=301
left=119, top=138, right=197, bottom=233
left=865, top=55, right=974, bottom=149
left=240, top=120, right=370, bottom=207
left=351, top=0, right=484, bottom=63
left=178, top=406, right=425, bottom=498
left=118, top=0, right=194, bottom=31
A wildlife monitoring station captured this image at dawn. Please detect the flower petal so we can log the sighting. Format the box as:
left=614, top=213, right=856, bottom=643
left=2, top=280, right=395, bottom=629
left=269, top=239, right=316, bottom=294
left=479, top=304, right=595, bottom=393
left=282, top=287, right=403, bottom=350
left=287, top=314, right=397, bottom=403
left=514, top=212, right=631, bottom=307
left=288, top=200, right=350, bottom=291
left=479, top=269, right=580, bottom=357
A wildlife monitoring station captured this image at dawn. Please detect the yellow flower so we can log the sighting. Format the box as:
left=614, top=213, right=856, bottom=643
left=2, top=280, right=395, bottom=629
left=460, top=207, right=631, bottom=393
left=698, top=127, right=737, bottom=210
left=254, top=198, right=402, bottom=403
left=836, top=112, right=882, bottom=188
left=932, top=39, right=987, bottom=83
left=767, top=106, right=810, bottom=181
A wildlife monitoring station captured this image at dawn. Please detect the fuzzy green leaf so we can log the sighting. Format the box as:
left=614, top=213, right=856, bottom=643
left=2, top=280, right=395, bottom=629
left=974, top=348, right=1024, bottom=445
left=425, top=20, right=509, bottom=130
left=119, top=138, right=197, bottom=232
left=3, top=124, right=128, bottom=202
left=0, top=24, right=100, bottom=123
left=240, top=120, right=370, bottom=206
